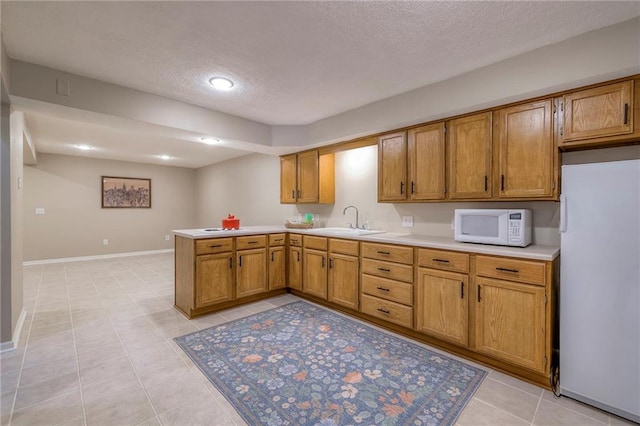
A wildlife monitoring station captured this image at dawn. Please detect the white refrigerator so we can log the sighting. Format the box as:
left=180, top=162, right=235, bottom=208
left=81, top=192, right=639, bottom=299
left=559, top=155, right=640, bottom=423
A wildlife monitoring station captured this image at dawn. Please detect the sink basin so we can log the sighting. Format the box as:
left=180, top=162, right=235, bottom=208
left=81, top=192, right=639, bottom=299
left=316, top=227, right=385, bottom=236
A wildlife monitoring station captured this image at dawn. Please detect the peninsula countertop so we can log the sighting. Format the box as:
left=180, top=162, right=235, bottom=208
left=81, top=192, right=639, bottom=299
left=172, top=226, right=559, bottom=261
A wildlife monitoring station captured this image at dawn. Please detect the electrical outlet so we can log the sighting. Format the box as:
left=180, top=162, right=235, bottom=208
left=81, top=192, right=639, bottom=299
left=165, top=235, right=170, bottom=241
left=402, top=216, right=414, bottom=227
left=103, top=239, right=109, bottom=245
left=35, top=208, right=45, bottom=215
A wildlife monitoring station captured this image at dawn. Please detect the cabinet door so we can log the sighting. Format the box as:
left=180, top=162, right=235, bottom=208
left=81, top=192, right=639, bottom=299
left=328, top=253, right=359, bottom=310
left=416, top=268, right=468, bottom=347
left=475, top=277, right=546, bottom=373
left=303, top=249, right=327, bottom=299
left=288, top=246, right=302, bottom=290
left=297, top=150, right=319, bottom=203
left=563, top=80, right=633, bottom=142
left=195, top=253, right=234, bottom=307
left=268, top=247, right=286, bottom=290
left=236, top=249, right=267, bottom=298
left=448, top=112, right=492, bottom=199
left=280, top=154, right=298, bottom=204
left=496, top=100, right=555, bottom=198
left=408, top=123, right=446, bottom=200
left=378, top=132, right=407, bottom=201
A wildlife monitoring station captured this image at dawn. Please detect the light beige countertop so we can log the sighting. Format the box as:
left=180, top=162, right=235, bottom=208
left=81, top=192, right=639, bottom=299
left=173, top=226, right=559, bottom=261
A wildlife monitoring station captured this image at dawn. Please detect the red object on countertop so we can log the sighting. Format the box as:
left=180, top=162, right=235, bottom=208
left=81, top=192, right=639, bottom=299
left=222, top=214, right=240, bottom=230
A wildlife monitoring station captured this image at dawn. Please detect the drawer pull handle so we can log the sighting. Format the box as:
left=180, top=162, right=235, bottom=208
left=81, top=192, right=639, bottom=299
left=432, top=258, right=450, bottom=263
left=377, top=251, right=391, bottom=255
left=291, top=190, right=295, bottom=199
left=271, top=252, right=275, bottom=262
left=239, top=255, right=242, bottom=267
left=460, top=282, right=464, bottom=299
left=229, top=257, right=233, bottom=268
left=477, top=285, right=481, bottom=302
left=496, top=267, right=519, bottom=273
left=322, top=257, right=326, bottom=268
left=377, top=267, right=391, bottom=272
left=296, top=252, right=301, bottom=262
left=400, top=181, right=404, bottom=195
left=329, top=258, right=333, bottom=269
left=484, top=175, right=488, bottom=192
left=376, top=286, right=390, bottom=292
left=377, top=308, right=390, bottom=314
left=292, top=239, right=299, bottom=244
left=209, top=244, right=223, bottom=248
left=274, top=239, right=283, bottom=242
left=247, top=241, right=259, bottom=244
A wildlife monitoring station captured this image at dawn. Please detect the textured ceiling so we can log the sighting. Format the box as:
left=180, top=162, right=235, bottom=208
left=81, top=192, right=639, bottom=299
left=2, top=1, right=640, bottom=168
left=4, top=1, right=640, bottom=126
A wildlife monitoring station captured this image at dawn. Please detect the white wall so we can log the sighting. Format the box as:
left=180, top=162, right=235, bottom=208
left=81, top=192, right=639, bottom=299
left=23, top=154, right=197, bottom=261
left=8, top=109, right=25, bottom=342
left=196, top=153, right=299, bottom=227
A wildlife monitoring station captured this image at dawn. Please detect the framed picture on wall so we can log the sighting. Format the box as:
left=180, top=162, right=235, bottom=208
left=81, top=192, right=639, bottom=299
left=102, top=176, right=151, bottom=208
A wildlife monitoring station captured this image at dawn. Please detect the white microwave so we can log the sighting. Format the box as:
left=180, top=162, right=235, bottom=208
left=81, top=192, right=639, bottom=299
left=454, top=209, right=532, bottom=247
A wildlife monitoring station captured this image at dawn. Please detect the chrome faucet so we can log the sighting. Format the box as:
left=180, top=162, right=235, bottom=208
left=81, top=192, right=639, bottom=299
left=343, top=205, right=361, bottom=229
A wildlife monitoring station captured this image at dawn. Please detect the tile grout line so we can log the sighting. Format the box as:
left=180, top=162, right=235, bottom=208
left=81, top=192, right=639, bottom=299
left=542, top=394, right=610, bottom=425
left=483, top=375, right=544, bottom=399
left=7, top=266, right=43, bottom=426
left=470, top=397, right=536, bottom=425
left=117, top=257, right=221, bottom=425
left=90, top=257, right=164, bottom=425
left=66, top=263, right=89, bottom=426
left=530, top=389, right=544, bottom=426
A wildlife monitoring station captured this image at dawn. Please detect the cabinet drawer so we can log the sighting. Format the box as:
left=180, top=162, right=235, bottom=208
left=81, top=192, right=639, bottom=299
left=476, top=255, right=546, bottom=286
left=361, top=294, right=413, bottom=328
left=195, top=238, right=233, bottom=255
left=269, top=233, right=286, bottom=246
left=289, top=234, right=303, bottom=247
left=304, top=235, right=328, bottom=251
left=362, top=242, right=413, bottom=264
left=362, top=259, right=413, bottom=283
left=361, top=275, right=413, bottom=306
left=236, top=235, right=267, bottom=250
left=418, top=249, right=469, bottom=273
left=329, top=238, right=359, bottom=256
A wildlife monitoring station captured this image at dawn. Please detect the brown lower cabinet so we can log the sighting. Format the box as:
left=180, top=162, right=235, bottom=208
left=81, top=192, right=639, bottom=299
left=174, top=234, right=285, bottom=318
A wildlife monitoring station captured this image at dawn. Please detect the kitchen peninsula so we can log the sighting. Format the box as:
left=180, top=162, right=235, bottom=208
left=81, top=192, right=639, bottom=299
left=174, top=226, right=559, bottom=388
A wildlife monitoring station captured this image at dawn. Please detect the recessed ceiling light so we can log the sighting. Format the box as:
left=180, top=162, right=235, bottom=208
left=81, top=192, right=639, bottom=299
left=208, top=77, right=234, bottom=90
left=200, top=137, right=221, bottom=145
left=159, top=155, right=172, bottom=160
left=75, top=144, right=93, bottom=150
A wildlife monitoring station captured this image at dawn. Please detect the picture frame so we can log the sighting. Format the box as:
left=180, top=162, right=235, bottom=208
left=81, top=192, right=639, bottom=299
left=102, top=176, right=151, bottom=208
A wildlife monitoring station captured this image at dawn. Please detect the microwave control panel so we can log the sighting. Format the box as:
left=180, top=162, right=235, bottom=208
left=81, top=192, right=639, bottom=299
left=508, top=213, right=523, bottom=242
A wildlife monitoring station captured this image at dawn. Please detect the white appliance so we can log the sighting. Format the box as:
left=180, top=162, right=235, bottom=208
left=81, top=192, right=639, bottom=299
left=559, top=157, right=640, bottom=423
left=454, top=209, right=531, bottom=247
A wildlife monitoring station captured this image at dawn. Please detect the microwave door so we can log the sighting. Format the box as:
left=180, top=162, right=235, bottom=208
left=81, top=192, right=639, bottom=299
left=459, top=212, right=508, bottom=244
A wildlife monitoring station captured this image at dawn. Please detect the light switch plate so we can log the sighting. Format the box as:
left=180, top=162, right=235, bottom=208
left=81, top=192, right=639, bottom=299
left=402, top=215, right=414, bottom=227
left=35, top=207, right=45, bottom=215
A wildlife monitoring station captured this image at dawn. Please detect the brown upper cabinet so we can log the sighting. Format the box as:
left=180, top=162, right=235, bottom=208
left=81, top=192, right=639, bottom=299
left=494, top=99, right=557, bottom=199
left=378, top=132, right=407, bottom=201
left=448, top=112, right=493, bottom=200
left=280, top=150, right=335, bottom=204
left=408, top=123, right=446, bottom=200
left=559, top=79, right=637, bottom=148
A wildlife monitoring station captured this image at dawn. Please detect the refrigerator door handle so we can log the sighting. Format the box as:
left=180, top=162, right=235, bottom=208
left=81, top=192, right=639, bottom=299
left=559, top=194, right=567, bottom=233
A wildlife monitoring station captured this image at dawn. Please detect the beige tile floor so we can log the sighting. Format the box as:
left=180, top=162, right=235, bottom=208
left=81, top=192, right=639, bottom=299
left=0, top=252, right=635, bottom=426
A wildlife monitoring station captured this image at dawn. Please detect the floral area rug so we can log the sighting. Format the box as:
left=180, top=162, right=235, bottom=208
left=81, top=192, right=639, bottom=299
left=174, top=301, right=486, bottom=425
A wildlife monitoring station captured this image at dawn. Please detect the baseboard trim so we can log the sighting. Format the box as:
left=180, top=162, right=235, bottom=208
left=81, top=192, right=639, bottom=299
left=23, top=249, right=174, bottom=266
left=0, top=308, right=27, bottom=353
